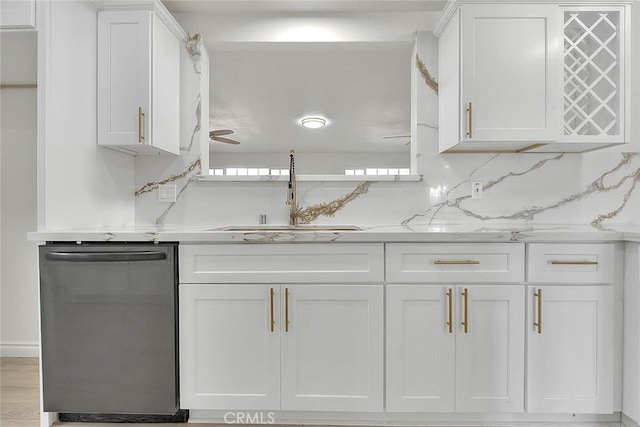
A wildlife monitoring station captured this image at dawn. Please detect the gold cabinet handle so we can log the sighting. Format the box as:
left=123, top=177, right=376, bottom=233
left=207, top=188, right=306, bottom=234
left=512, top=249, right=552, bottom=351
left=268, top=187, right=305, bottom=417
left=446, top=288, right=453, bottom=334
left=550, top=260, right=598, bottom=265
left=269, top=288, right=275, bottom=332
left=466, top=101, right=473, bottom=138
left=461, top=288, right=469, bottom=333
left=138, top=106, right=145, bottom=143
left=285, top=287, right=289, bottom=332
left=434, top=260, right=480, bottom=265
left=534, top=288, right=542, bottom=334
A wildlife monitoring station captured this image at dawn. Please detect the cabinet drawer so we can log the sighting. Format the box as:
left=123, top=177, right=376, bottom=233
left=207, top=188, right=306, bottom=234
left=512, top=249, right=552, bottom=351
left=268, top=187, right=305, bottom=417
left=386, top=243, right=524, bottom=283
left=527, top=244, right=615, bottom=284
left=180, top=243, right=384, bottom=283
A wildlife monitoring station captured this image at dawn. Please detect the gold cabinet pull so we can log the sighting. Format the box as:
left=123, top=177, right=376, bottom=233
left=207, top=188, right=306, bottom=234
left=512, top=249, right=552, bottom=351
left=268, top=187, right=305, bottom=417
left=434, top=260, right=480, bottom=265
left=446, top=288, right=453, bottom=334
left=534, top=288, right=542, bottom=334
left=138, top=107, right=145, bottom=143
left=461, top=288, right=469, bottom=333
left=285, top=287, right=289, bottom=332
left=550, top=260, right=598, bottom=265
left=269, top=288, right=275, bottom=332
left=466, top=101, right=473, bottom=138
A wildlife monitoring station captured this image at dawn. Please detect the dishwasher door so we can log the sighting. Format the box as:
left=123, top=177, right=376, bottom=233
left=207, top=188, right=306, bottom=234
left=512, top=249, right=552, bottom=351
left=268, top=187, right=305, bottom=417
left=39, top=243, right=179, bottom=414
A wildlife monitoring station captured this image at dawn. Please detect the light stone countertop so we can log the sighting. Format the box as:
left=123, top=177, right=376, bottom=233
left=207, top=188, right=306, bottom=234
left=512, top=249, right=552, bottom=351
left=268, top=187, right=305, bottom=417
left=27, top=224, right=640, bottom=243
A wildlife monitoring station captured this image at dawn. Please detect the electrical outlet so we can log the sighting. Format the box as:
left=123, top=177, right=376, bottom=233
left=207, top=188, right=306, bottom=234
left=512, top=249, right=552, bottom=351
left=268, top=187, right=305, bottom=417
left=471, top=182, right=483, bottom=199
left=158, top=185, right=177, bottom=203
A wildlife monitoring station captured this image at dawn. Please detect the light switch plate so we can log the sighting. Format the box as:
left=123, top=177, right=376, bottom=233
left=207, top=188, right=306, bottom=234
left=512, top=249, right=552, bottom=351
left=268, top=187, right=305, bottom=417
left=158, top=185, right=177, bottom=203
left=471, top=182, right=483, bottom=199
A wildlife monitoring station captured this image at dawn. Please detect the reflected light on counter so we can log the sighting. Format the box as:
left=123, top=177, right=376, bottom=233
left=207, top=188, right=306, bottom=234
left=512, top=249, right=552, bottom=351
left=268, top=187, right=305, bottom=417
left=429, top=185, right=448, bottom=202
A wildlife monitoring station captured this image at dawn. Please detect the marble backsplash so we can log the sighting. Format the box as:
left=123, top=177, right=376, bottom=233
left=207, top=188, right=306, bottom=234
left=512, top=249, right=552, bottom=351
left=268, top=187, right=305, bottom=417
left=133, top=33, right=640, bottom=230
left=135, top=151, right=640, bottom=229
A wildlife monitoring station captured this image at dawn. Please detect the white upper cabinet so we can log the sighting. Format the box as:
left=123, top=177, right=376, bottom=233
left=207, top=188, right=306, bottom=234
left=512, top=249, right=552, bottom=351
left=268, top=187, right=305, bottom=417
left=97, top=4, right=183, bottom=155
left=460, top=5, right=560, bottom=145
left=561, top=6, right=628, bottom=147
left=435, top=1, right=630, bottom=153
left=0, top=0, right=35, bottom=30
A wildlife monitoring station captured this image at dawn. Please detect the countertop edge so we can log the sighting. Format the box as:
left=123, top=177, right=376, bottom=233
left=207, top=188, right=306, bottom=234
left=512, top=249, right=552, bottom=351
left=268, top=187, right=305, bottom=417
left=26, top=228, right=640, bottom=243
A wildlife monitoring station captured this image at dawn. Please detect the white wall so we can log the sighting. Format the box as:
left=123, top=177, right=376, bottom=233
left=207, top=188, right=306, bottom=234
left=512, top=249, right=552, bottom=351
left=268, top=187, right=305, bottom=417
left=37, top=0, right=135, bottom=231
left=0, top=0, right=141, bottom=356
left=0, top=31, right=39, bottom=356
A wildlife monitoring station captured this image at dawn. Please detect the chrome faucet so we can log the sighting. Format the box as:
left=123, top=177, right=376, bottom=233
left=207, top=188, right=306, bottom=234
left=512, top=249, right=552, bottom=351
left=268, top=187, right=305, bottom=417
left=286, top=149, right=298, bottom=225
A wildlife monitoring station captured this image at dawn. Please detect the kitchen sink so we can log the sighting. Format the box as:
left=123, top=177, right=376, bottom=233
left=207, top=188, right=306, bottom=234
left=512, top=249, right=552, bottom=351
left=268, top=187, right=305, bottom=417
left=213, top=224, right=362, bottom=232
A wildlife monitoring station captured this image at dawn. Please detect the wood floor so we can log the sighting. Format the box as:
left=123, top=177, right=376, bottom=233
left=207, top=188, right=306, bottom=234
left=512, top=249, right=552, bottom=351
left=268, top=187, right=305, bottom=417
left=1, top=357, right=40, bottom=427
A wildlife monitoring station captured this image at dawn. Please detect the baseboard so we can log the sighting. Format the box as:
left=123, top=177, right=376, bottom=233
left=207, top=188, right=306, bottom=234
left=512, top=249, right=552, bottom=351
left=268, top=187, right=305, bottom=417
left=189, top=410, right=623, bottom=426
left=0, top=341, right=40, bottom=357
left=623, top=413, right=640, bottom=427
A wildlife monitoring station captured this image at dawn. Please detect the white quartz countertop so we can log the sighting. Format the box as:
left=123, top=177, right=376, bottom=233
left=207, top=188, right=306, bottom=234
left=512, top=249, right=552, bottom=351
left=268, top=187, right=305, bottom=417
left=27, top=224, right=640, bottom=243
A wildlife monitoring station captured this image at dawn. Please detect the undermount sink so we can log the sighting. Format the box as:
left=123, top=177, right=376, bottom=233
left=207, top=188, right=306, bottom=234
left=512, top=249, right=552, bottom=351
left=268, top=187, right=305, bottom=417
left=213, top=224, right=362, bottom=232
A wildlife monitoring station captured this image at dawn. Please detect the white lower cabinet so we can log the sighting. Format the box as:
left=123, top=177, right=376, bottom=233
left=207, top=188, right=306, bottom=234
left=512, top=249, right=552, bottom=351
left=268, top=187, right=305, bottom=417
left=624, top=243, right=640, bottom=424
left=180, top=284, right=280, bottom=410
left=386, top=285, right=524, bottom=413
left=180, top=283, right=383, bottom=412
left=456, top=285, right=525, bottom=412
left=281, top=285, right=384, bottom=411
left=386, top=286, right=455, bottom=412
left=179, top=242, right=620, bottom=421
left=527, top=243, right=617, bottom=414
left=527, top=285, right=614, bottom=413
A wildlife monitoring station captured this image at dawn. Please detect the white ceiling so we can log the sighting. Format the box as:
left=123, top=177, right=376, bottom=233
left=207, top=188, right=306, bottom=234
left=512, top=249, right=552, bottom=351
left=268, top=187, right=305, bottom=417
left=165, top=1, right=445, bottom=154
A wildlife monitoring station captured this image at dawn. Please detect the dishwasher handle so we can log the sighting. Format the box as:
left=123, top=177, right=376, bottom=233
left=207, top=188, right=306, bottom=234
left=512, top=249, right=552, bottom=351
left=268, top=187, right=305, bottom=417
left=44, top=251, right=167, bottom=262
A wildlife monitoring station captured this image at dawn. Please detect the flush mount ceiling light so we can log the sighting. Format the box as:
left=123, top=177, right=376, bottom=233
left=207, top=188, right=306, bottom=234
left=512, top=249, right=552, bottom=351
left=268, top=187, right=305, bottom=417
left=300, top=116, right=327, bottom=129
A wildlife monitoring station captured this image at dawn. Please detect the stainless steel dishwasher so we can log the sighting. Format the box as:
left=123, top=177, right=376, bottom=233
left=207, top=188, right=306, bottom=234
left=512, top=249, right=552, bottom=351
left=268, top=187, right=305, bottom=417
left=39, top=243, right=181, bottom=418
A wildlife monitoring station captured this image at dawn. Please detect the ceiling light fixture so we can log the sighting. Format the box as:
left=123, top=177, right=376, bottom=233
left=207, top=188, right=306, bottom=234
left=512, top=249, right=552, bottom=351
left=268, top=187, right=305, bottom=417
left=300, top=116, right=327, bottom=129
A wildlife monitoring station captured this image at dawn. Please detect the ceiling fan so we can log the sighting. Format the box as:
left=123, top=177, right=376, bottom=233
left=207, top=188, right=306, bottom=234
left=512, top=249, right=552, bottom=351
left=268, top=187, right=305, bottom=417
left=209, top=129, right=240, bottom=145
left=383, top=134, right=411, bottom=146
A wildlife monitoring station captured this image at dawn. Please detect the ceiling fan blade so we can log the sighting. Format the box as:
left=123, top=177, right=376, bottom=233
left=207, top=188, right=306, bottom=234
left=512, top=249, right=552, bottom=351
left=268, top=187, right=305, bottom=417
left=209, top=129, right=234, bottom=137
left=382, top=135, right=411, bottom=139
left=212, top=136, right=240, bottom=145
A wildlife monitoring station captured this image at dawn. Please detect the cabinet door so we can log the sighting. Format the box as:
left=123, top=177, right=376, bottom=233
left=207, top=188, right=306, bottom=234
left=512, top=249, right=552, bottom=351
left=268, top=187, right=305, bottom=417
left=455, top=285, right=525, bottom=412
left=386, top=285, right=455, bottom=412
left=0, top=0, right=35, bottom=29
left=460, top=5, right=559, bottom=142
left=151, top=13, right=180, bottom=155
left=281, top=285, right=383, bottom=412
left=623, top=244, right=640, bottom=423
left=527, top=285, right=613, bottom=413
left=179, top=284, right=280, bottom=410
left=97, top=11, right=151, bottom=147
left=561, top=7, right=627, bottom=144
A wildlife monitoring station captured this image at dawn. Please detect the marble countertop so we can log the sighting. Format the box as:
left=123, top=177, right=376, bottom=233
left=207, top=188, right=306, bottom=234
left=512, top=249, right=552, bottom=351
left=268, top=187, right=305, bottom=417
left=27, top=224, right=640, bottom=243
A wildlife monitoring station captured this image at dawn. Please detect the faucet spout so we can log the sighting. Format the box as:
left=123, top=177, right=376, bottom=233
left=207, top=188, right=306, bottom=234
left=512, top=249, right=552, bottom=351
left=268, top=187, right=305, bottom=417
left=286, top=149, right=298, bottom=225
